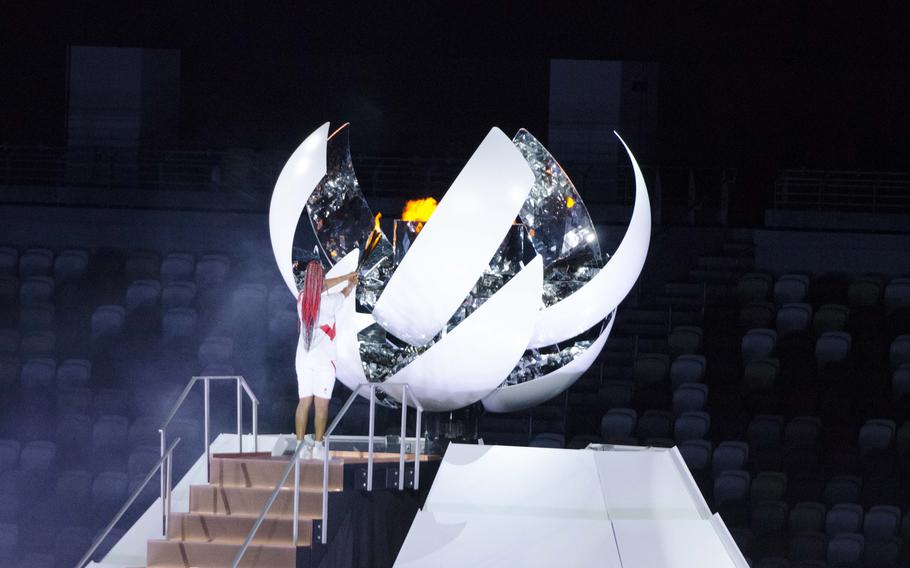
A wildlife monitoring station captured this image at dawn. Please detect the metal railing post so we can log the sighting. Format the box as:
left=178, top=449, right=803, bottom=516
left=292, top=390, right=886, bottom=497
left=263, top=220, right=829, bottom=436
left=165, top=451, right=173, bottom=532
left=253, top=399, right=259, bottom=452
left=204, top=378, right=210, bottom=481
left=236, top=378, right=243, bottom=453
left=398, top=385, right=407, bottom=490
left=367, top=384, right=376, bottom=491
left=293, top=446, right=300, bottom=545
left=159, top=428, right=166, bottom=534
left=414, top=395, right=422, bottom=490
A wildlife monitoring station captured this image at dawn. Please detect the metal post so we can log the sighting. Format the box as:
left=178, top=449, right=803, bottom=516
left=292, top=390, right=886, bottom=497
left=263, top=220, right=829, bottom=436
left=253, top=400, right=259, bottom=453
left=415, top=406, right=422, bottom=490
left=236, top=378, right=243, bottom=453
left=398, top=386, right=407, bottom=490
left=159, top=429, right=166, bottom=534
left=165, top=452, right=173, bottom=533
left=204, top=378, right=210, bottom=481
left=367, top=384, right=376, bottom=491
left=292, top=446, right=300, bottom=545
left=321, top=433, right=330, bottom=545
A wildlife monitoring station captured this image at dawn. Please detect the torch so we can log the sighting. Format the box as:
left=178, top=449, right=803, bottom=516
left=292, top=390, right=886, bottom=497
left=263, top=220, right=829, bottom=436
left=356, top=212, right=383, bottom=273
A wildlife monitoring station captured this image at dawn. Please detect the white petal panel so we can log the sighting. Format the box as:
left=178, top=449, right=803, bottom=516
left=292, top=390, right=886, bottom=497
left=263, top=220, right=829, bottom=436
left=268, top=122, right=330, bottom=297
left=382, top=256, right=543, bottom=412
left=324, top=249, right=374, bottom=391
left=528, top=132, right=650, bottom=348
left=372, top=127, right=535, bottom=346
left=482, top=312, right=614, bottom=413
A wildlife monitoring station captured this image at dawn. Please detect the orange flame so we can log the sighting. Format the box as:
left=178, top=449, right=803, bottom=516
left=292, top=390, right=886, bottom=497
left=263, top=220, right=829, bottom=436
left=401, top=197, right=438, bottom=232
left=566, top=197, right=575, bottom=209
left=373, top=212, right=382, bottom=232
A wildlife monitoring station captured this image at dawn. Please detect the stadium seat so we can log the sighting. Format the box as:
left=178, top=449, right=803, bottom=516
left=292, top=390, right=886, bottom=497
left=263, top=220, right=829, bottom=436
left=633, top=353, right=669, bottom=387
left=162, top=307, right=197, bottom=343
left=529, top=433, right=564, bottom=448
left=55, top=414, right=92, bottom=468
left=19, top=330, right=55, bottom=358
left=56, top=359, right=91, bottom=389
left=672, top=383, right=708, bottom=414
left=0, top=329, right=18, bottom=355
left=737, top=273, right=773, bottom=304
left=18, top=248, right=53, bottom=278
left=678, top=439, right=712, bottom=474
left=890, top=335, right=910, bottom=369
left=19, top=276, right=54, bottom=306
left=20, top=357, right=56, bottom=390
left=893, top=364, right=910, bottom=400
left=789, top=531, right=826, bottom=562
left=863, top=505, right=901, bottom=540
left=848, top=276, right=884, bottom=307
left=635, top=410, right=674, bottom=440
left=19, top=303, right=54, bottom=330
left=56, top=469, right=93, bottom=525
left=0, top=247, right=18, bottom=274
left=815, top=332, right=851, bottom=367
left=600, top=408, right=637, bottom=442
left=714, top=470, right=751, bottom=526
left=742, top=328, right=777, bottom=363
left=90, top=305, right=125, bottom=347
left=748, top=414, right=785, bottom=450
left=858, top=419, right=896, bottom=455
left=863, top=537, right=900, bottom=568
left=884, top=278, right=910, bottom=313
left=739, top=301, right=777, bottom=329
left=826, top=504, right=864, bottom=536
left=777, top=303, right=813, bottom=335
left=789, top=502, right=827, bottom=535
left=744, top=358, right=780, bottom=392
left=813, top=304, right=850, bottom=334
left=598, top=381, right=634, bottom=409
left=92, top=415, right=129, bottom=470
left=826, top=533, right=864, bottom=567
left=124, top=250, right=160, bottom=282
left=824, top=475, right=862, bottom=506
left=195, top=253, right=230, bottom=288
left=897, top=421, right=910, bottom=455
left=126, top=279, right=161, bottom=312
left=161, top=252, right=195, bottom=284
left=56, top=388, right=92, bottom=415
left=0, top=471, right=19, bottom=523
left=128, top=416, right=160, bottom=449
left=670, top=354, right=706, bottom=388
left=774, top=274, right=810, bottom=305
left=93, top=388, right=129, bottom=417
left=712, top=441, right=749, bottom=475
left=785, top=417, right=822, bottom=449
left=751, top=472, right=788, bottom=504
left=668, top=325, right=703, bottom=358
left=674, top=411, right=710, bottom=442
left=161, top=281, right=197, bottom=310
left=0, top=356, right=19, bottom=392
left=53, top=249, right=89, bottom=282
left=127, top=446, right=160, bottom=478
left=752, top=499, right=788, bottom=535
left=92, top=471, right=129, bottom=525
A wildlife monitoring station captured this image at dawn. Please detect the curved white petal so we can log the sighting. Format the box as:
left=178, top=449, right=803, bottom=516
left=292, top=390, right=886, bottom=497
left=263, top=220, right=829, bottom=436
left=325, top=249, right=374, bottom=391
left=528, top=132, right=650, bottom=348
left=482, top=313, right=614, bottom=413
left=372, top=127, right=535, bottom=346
left=269, top=122, right=330, bottom=297
left=382, top=256, right=543, bottom=412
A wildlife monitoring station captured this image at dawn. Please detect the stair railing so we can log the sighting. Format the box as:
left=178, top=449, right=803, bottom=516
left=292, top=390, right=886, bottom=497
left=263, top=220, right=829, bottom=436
left=232, top=382, right=424, bottom=568
left=74, top=437, right=181, bottom=568
left=158, top=375, right=259, bottom=534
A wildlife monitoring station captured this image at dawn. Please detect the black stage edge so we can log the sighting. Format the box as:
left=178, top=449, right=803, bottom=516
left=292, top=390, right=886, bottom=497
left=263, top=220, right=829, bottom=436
left=300, top=460, right=440, bottom=568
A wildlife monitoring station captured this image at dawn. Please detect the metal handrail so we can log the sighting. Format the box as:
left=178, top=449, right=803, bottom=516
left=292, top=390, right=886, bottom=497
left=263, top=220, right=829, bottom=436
left=232, top=383, right=424, bottom=567
left=158, top=375, right=259, bottom=534
left=74, top=437, right=181, bottom=568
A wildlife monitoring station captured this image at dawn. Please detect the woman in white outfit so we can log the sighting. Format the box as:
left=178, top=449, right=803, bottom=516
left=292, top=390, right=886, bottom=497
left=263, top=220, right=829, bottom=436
left=293, top=259, right=357, bottom=458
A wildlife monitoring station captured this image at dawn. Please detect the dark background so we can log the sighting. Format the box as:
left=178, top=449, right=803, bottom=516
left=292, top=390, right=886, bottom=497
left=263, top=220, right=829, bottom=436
left=3, top=2, right=909, bottom=174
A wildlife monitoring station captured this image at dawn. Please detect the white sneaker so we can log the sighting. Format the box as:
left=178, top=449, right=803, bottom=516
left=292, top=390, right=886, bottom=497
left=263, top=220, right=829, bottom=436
left=311, top=441, right=324, bottom=460
left=298, top=440, right=313, bottom=460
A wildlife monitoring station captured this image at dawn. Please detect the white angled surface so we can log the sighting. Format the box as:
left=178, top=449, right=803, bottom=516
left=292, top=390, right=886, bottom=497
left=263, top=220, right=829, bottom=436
left=394, top=510, right=622, bottom=568
left=423, top=443, right=608, bottom=518
left=268, top=122, right=329, bottom=297
left=383, top=257, right=542, bottom=412
left=528, top=132, right=651, bottom=348
left=482, top=312, right=614, bottom=412
left=372, top=127, right=535, bottom=346
left=593, top=447, right=710, bottom=520
left=612, top=519, right=746, bottom=568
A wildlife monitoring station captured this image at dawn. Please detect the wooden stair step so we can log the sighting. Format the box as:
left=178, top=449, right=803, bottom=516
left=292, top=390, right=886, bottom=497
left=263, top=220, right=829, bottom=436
left=147, top=539, right=296, bottom=568
left=210, top=453, right=344, bottom=490
left=190, top=484, right=326, bottom=519
left=168, top=512, right=312, bottom=547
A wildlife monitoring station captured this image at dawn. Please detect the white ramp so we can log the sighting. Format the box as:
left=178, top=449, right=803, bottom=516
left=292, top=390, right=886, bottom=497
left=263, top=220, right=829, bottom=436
left=395, top=444, right=747, bottom=568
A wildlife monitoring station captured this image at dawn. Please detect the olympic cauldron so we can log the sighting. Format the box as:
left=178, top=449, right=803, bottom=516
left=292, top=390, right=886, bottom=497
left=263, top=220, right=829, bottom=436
left=269, top=123, right=650, bottom=413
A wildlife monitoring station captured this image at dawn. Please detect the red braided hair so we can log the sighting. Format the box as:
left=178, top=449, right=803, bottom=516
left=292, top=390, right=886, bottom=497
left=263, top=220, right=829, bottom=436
left=297, top=260, right=324, bottom=351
